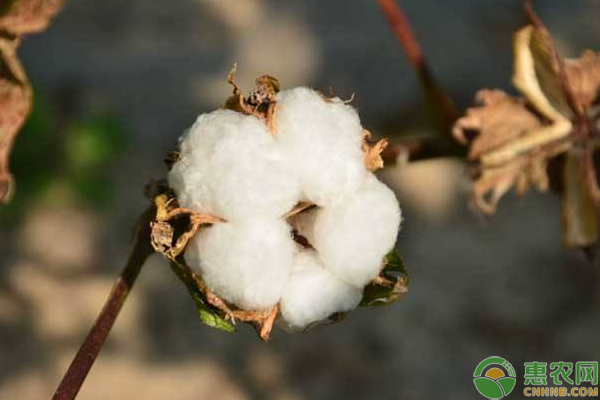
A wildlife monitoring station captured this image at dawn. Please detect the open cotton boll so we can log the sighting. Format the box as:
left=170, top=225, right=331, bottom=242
left=185, top=218, right=295, bottom=310
left=281, top=249, right=362, bottom=329
left=168, top=109, right=300, bottom=221
left=275, top=87, right=368, bottom=206
left=296, top=175, right=402, bottom=288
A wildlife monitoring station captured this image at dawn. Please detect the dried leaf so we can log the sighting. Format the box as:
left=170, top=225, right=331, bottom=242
left=360, top=249, right=408, bottom=307
left=0, top=0, right=64, bottom=35
left=452, top=89, right=542, bottom=161
left=564, top=50, right=600, bottom=110
left=471, top=140, right=570, bottom=214
left=0, top=37, right=32, bottom=203
left=513, top=24, right=573, bottom=120
left=0, top=0, right=65, bottom=203
left=452, top=18, right=584, bottom=215
left=562, top=148, right=599, bottom=248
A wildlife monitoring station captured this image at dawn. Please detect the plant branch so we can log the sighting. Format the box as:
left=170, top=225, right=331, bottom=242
left=374, top=0, right=457, bottom=133
left=51, top=206, right=156, bottom=400
left=381, top=135, right=465, bottom=165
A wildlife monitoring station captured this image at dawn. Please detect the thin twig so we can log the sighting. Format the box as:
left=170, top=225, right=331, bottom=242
left=51, top=206, right=156, bottom=400
left=380, top=135, right=466, bottom=165
left=374, top=0, right=457, bottom=133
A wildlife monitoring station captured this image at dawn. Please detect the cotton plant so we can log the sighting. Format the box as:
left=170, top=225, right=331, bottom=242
left=149, top=66, right=408, bottom=340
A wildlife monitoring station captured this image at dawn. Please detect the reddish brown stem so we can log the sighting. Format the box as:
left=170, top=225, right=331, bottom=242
left=374, top=0, right=456, bottom=132
left=374, top=0, right=423, bottom=70
left=51, top=207, right=155, bottom=400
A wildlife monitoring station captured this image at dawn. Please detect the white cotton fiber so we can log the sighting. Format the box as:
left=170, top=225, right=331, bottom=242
left=185, top=218, right=295, bottom=310
left=275, top=87, right=368, bottom=206
left=170, top=85, right=404, bottom=321
left=292, top=175, right=402, bottom=288
left=168, top=109, right=300, bottom=221
left=280, top=249, right=362, bottom=329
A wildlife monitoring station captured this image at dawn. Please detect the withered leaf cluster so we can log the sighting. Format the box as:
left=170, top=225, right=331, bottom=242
left=0, top=0, right=64, bottom=203
left=150, top=72, right=405, bottom=340
left=452, top=7, right=600, bottom=248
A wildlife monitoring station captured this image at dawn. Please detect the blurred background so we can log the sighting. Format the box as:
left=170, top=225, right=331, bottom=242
left=2, top=0, right=600, bottom=399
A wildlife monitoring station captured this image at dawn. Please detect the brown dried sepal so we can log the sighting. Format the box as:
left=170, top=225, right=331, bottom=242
left=370, top=274, right=408, bottom=304
left=223, top=64, right=280, bottom=135
left=362, top=129, right=389, bottom=172
left=190, top=266, right=279, bottom=341
left=151, top=192, right=280, bottom=340
left=150, top=194, right=224, bottom=259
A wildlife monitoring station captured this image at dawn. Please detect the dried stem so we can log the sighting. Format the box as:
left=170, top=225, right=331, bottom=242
left=381, top=135, right=465, bottom=165
left=51, top=207, right=156, bottom=400
left=374, top=0, right=456, bottom=133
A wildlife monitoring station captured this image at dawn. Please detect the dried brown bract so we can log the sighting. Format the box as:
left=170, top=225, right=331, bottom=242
left=223, top=63, right=280, bottom=135
left=362, top=129, right=389, bottom=172
left=150, top=191, right=292, bottom=341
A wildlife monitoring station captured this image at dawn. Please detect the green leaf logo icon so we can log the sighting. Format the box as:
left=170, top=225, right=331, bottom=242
left=473, top=357, right=517, bottom=399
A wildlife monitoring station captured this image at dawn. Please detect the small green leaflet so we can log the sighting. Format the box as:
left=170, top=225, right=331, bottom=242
left=360, top=249, right=409, bottom=307
left=169, top=260, right=235, bottom=333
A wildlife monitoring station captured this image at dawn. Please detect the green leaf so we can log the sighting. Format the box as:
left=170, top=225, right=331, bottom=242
left=64, top=115, right=126, bottom=171
left=169, top=260, right=235, bottom=333
left=360, top=249, right=409, bottom=307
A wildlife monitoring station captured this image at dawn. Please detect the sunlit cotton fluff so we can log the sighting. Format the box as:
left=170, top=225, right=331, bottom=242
left=185, top=219, right=295, bottom=310
left=291, top=175, right=402, bottom=288
left=274, top=87, right=368, bottom=206
left=168, top=109, right=300, bottom=221
left=280, top=248, right=362, bottom=329
left=169, top=85, right=403, bottom=326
